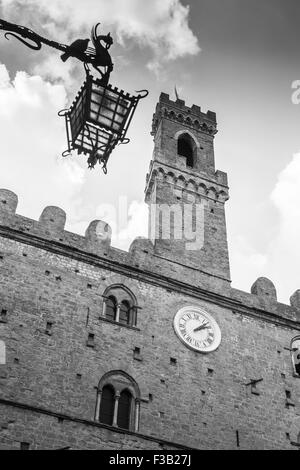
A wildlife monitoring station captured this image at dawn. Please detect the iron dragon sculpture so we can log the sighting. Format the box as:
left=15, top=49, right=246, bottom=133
left=0, top=18, right=148, bottom=173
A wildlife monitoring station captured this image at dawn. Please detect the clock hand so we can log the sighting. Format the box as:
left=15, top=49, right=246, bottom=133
left=193, top=322, right=209, bottom=333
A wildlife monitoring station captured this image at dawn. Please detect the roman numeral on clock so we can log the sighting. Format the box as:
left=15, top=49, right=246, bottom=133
left=174, top=307, right=221, bottom=352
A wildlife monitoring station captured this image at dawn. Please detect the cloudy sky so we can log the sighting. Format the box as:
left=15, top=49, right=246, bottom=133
left=0, top=0, right=299, bottom=303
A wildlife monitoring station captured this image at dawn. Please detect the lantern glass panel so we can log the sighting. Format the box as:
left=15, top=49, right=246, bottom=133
left=69, top=87, right=87, bottom=141
left=73, top=122, right=118, bottom=162
left=89, top=84, right=131, bottom=135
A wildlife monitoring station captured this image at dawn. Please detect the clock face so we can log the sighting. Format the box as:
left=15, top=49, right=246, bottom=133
left=173, top=306, right=221, bottom=353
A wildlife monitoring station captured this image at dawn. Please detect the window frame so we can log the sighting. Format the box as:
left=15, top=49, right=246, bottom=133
left=102, top=285, right=138, bottom=328
left=95, top=371, right=140, bottom=432
left=291, top=336, right=300, bottom=377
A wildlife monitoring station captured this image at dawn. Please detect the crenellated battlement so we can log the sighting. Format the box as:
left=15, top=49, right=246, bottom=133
left=151, top=92, right=217, bottom=138
left=0, top=188, right=299, bottom=323
left=0, top=189, right=148, bottom=260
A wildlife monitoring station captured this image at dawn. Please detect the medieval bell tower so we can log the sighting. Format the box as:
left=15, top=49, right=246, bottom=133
left=145, top=92, right=231, bottom=284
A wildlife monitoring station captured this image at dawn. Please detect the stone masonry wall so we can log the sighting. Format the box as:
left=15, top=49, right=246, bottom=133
left=0, top=190, right=300, bottom=449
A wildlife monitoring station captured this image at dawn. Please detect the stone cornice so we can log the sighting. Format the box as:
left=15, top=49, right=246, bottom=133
left=145, top=160, right=229, bottom=203
left=148, top=160, right=229, bottom=190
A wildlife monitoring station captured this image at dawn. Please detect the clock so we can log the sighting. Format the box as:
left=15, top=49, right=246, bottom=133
left=173, top=306, right=221, bottom=353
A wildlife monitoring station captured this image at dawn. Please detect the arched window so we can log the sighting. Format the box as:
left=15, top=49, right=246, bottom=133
left=117, top=390, right=132, bottom=429
left=291, top=337, right=300, bottom=376
left=177, top=133, right=195, bottom=168
left=105, top=295, right=117, bottom=322
left=119, top=300, right=130, bottom=325
left=99, top=385, right=115, bottom=425
left=95, top=371, right=140, bottom=432
left=102, top=285, right=138, bottom=327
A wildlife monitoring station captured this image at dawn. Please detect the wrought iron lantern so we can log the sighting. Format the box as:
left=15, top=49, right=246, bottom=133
left=59, top=74, right=148, bottom=173
left=0, top=18, right=148, bottom=173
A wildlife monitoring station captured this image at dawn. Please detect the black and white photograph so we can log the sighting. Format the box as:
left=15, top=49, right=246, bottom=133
left=0, top=0, right=300, bottom=454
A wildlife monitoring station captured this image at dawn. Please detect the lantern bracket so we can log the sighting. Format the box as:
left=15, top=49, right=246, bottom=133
left=0, top=18, right=114, bottom=81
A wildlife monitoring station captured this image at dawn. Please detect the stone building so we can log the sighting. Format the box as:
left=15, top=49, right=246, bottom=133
left=0, top=93, right=300, bottom=450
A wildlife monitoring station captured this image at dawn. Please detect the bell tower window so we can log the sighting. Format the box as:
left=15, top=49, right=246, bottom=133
left=177, top=133, right=195, bottom=168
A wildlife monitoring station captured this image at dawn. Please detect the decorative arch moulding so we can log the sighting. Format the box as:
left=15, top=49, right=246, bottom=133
left=146, top=166, right=229, bottom=202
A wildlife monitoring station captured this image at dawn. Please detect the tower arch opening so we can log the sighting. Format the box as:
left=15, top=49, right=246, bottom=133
left=177, top=133, right=196, bottom=168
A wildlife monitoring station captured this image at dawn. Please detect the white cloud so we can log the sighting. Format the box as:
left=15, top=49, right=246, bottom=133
left=267, top=153, right=300, bottom=301
left=96, top=197, right=148, bottom=251
left=0, top=64, right=10, bottom=88
left=231, top=153, right=300, bottom=303
left=271, top=153, right=300, bottom=245
left=116, top=200, right=148, bottom=248
left=229, top=234, right=267, bottom=292
left=0, top=63, right=86, bottom=223
left=31, top=52, right=81, bottom=89
left=1, top=0, right=200, bottom=72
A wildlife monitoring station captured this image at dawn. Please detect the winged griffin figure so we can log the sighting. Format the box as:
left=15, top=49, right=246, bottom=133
left=0, top=18, right=114, bottom=83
